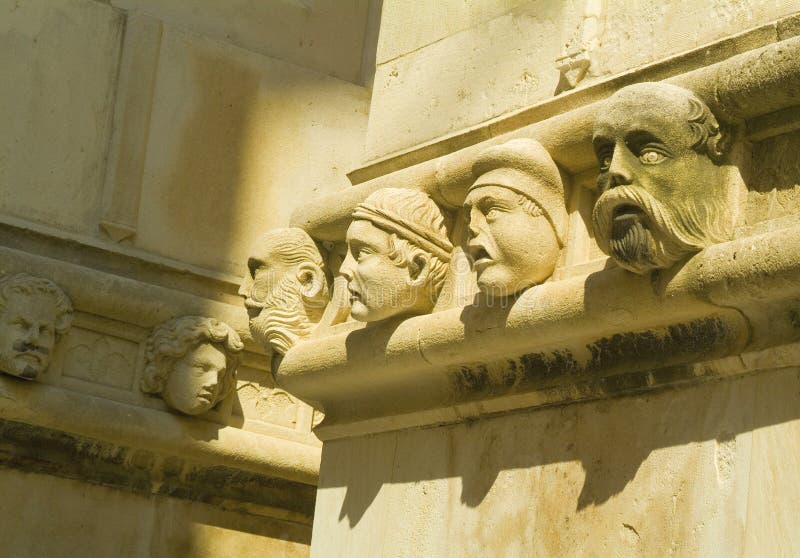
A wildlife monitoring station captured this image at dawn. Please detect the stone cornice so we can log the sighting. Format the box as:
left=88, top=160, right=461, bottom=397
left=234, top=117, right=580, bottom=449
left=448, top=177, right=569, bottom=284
left=292, top=29, right=800, bottom=242
left=277, top=222, right=800, bottom=439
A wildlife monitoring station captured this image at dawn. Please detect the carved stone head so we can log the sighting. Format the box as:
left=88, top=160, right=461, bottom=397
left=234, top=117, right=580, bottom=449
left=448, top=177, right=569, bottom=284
left=465, top=138, right=567, bottom=297
left=141, top=316, right=243, bottom=415
left=340, top=188, right=452, bottom=322
left=591, top=82, right=734, bottom=274
left=0, top=273, right=73, bottom=381
left=239, top=228, right=330, bottom=355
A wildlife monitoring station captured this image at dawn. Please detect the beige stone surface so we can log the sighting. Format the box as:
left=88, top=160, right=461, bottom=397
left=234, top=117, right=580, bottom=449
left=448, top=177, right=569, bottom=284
left=366, top=0, right=800, bottom=159
left=110, top=0, right=374, bottom=83
left=0, top=468, right=310, bottom=558
left=134, top=25, right=369, bottom=276
left=312, top=366, right=800, bottom=557
left=0, top=0, right=123, bottom=233
left=366, top=1, right=582, bottom=159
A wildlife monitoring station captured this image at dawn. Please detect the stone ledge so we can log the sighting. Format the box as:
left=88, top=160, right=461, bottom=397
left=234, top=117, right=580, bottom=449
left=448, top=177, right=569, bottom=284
left=0, top=418, right=316, bottom=525
left=292, top=30, right=800, bottom=241
left=0, top=378, right=319, bottom=486
left=277, top=222, right=800, bottom=439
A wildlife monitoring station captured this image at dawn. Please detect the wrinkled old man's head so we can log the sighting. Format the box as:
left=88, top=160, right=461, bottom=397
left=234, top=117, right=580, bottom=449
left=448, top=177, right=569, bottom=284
left=0, top=274, right=73, bottom=381
left=239, top=228, right=329, bottom=355
left=591, top=82, right=733, bottom=274
left=340, top=188, right=452, bottom=322
left=465, top=138, right=567, bottom=297
left=141, top=316, right=243, bottom=415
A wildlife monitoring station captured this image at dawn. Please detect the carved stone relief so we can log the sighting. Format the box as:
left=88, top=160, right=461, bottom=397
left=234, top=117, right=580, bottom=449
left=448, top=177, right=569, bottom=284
left=340, top=188, right=453, bottom=322
left=62, top=330, right=137, bottom=390
left=140, top=316, right=243, bottom=416
left=464, top=138, right=568, bottom=298
left=591, top=82, right=736, bottom=274
left=239, top=227, right=330, bottom=355
left=0, top=273, right=73, bottom=381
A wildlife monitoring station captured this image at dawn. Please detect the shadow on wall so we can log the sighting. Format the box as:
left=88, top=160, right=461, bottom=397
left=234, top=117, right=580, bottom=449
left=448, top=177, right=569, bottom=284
left=325, top=354, right=800, bottom=527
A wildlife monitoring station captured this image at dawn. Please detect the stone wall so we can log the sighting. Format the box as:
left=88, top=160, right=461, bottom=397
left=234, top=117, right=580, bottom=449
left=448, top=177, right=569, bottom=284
left=0, top=0, right=377, bottom=555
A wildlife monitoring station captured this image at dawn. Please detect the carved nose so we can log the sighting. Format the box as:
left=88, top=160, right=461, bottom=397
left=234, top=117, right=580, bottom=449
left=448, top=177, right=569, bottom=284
left=339, top=253, right=355, bottom=281
left=607, top=149, right=634, bottom=188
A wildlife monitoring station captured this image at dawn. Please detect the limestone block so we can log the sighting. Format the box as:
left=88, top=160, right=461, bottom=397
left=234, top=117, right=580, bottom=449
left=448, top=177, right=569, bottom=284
left=375, top=0, right=522, bottom=65
left=110, top=0, right=371, bottom=83
left=0, top=468, right=310, bottom=558
left=134, top=25, right=369, bottom=275
left=595, top=0, right=800, bottom=80
left=313, top=370, right=762, bottom=557
left=365, top=2, right=582, bottom=159
left=0, top=0, right=123, bottom=233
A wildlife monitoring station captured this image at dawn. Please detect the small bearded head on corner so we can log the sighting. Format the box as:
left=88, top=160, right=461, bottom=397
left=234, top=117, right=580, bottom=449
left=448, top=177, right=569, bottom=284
left=239, top=228, right=330, bottom=355
left=591, top=82, right=735, bottom=274
left=0, top=273, right=73, bottom=381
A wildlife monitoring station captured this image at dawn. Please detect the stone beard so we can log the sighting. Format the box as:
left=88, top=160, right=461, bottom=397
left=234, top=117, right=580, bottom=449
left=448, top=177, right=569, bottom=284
left=0, top=274, right=73, bottom=381
left=240, top=227, right=330, bottom=356
left=592, top=182, right=732, bottom=274
left=246, top=273, right=315, bottom=356
left=590, top=82, right=733, bottom=274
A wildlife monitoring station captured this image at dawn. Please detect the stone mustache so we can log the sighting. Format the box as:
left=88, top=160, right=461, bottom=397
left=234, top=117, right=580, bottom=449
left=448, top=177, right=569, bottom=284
left=591, top=82, right=735, bottom=274
left=0, top=273, right=73, bottom=381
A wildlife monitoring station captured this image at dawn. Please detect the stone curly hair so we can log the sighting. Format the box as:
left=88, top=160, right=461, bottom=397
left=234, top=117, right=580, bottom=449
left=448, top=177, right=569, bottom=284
left=0, top=273, right=73, bottom=335
left=140, top=316, right=243, bottom=398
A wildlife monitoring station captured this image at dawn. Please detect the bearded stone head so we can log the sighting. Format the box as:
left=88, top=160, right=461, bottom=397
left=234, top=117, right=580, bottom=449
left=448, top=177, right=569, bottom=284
left=591, top=82, right=735, bottom=274
left=0, top=274, right=73, bottom=381
left=238, top=228, right=330, bottom=355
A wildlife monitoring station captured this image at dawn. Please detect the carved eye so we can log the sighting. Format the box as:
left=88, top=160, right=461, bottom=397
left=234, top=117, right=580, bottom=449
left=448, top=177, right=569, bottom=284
left=485, top=207, right=502, bottom=220
left=638, top=147, right=668, bottom=165
left=598, top=151, right=613, bottom=172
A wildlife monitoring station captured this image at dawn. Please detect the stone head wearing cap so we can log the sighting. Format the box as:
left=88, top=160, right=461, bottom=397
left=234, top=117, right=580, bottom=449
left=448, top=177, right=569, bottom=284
left=464, top=138, right=567, bottom=297
left=340, top=188, right=452, bottom=322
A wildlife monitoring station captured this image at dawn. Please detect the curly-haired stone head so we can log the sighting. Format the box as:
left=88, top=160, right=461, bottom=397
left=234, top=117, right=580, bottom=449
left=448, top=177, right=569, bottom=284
left=141, top=316, right=243, bottom=415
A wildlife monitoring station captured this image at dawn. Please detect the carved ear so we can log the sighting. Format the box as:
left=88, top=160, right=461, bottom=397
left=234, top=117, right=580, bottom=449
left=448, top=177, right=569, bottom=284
left=409, top=253, right=431, bottom=287
left=296, top=262, right=325, bottom=299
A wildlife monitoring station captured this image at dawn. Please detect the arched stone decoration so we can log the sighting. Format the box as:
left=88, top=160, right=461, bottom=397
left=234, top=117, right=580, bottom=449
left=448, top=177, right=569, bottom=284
left=591, top=82, right=736, bottom=274
left=0, top=273, right=73, bottom=381
left=239, top=227, right=331, bottom=355
left=140, top=316, right=243, bottom=416
left=340, top=187, right=453, bottom=322
left=464, top=138, right=568, bottom=298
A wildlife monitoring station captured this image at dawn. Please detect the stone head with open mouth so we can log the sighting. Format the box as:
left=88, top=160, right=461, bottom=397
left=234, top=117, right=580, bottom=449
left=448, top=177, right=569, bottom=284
left=591, top=82, right=734, bottom=274
left=464, top=138, right=567, bottom=298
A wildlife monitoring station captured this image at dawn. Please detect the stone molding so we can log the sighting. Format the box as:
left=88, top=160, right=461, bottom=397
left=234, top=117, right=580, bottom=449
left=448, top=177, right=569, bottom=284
left=292, top=30, right=800, bottom=242
left=276, top=220, right=800, bottom=439
left=0, top=246, right=321, bottom=485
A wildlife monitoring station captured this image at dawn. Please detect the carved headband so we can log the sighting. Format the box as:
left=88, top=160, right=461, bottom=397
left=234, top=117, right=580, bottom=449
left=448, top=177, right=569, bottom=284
left=352, top=203, right=453, bottom=262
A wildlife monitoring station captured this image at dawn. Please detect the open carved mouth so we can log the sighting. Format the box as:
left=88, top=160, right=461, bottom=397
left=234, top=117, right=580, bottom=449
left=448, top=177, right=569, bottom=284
left=468, top=245, right=493, bottom=269
left=612, top=204, right=645, bottom=221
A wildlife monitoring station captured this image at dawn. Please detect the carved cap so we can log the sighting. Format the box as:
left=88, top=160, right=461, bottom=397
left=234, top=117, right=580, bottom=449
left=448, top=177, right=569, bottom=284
left=470, top=138, right=568, bottom=246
